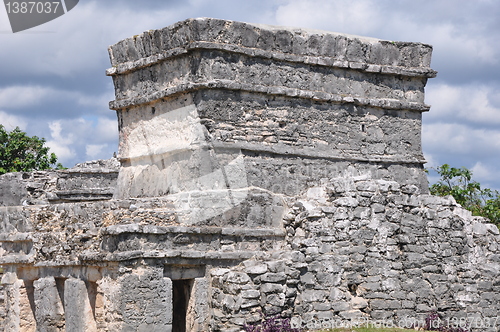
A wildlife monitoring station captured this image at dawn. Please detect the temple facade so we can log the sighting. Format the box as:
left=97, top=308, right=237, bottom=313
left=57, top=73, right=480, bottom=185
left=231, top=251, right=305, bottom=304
left=1, top=18, right=499, bottom=332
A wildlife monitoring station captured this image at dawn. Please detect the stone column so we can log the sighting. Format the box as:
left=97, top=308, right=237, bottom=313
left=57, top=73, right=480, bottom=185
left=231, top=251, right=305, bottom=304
left=164, top=277, right=173, bottom=332
left=64, top=278, right=97, bottom=332
left=34, top=276, right=65, bottom=331
left=186, top=277, right=210, bottom=332
left=98, top=267, right=172, bottom=331
left=96, top=276, right=123, bottom=331
left=1, top=272, right=36, bottom=332
left=2, top=272, right=21, bottom=332
left=19, top=280, right=36, bottom=332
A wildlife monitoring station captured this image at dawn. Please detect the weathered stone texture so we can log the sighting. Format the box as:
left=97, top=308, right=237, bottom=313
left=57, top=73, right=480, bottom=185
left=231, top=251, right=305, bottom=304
left=109, top=19, right=434, bottom=199
left=208, top=178, right=500, bottom=331
left=34, top=276, right=65, bottom=331
left=0, top=158, right=119, bottom=207
left=1, top=18, right=499, bottom=332
left=64, top=278, right=97, bottom=332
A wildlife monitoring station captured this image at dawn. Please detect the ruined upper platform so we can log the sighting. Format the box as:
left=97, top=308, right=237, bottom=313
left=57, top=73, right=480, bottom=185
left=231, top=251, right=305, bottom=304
left=106, top=18, right=437, bottom=198
left=107, top=17, right=436, bottom=111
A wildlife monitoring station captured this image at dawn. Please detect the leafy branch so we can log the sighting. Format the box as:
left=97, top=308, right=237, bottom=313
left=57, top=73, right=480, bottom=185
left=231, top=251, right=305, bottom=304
left=0, top=125, right=63, bottom=175
left=429, top=164, right=500, bottom=227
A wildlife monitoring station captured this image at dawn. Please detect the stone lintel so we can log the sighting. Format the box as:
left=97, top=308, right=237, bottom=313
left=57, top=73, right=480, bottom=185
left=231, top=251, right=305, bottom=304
left=102, top=224, right=286, bottom=237
left=79, top=250, right=266, bottom=263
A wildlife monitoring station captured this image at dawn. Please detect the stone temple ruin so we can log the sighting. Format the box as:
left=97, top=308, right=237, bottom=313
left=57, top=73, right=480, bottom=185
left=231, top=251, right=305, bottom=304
left=1, top=18, right=499, bottom=332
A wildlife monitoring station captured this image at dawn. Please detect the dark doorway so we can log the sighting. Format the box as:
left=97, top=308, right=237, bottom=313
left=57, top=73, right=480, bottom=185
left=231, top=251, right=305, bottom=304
left=172, top=279, right=194, bottom=332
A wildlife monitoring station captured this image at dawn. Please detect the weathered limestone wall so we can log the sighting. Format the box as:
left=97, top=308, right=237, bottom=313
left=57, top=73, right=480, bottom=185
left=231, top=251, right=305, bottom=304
left=210, top=178, right=500, bottom=331
left=0, top=158, right=119, bottom=206
left=107, top=18, right=436, bottom=200
left=1, top=18, right=499, bottom=332
left=4, top=179, right=496, bottom=331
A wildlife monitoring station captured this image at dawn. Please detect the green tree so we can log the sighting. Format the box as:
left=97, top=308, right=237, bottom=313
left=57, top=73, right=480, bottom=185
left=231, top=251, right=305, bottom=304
left=429, top=164, right=500, bottom=227
left=0, top=125, right=62, bottom=175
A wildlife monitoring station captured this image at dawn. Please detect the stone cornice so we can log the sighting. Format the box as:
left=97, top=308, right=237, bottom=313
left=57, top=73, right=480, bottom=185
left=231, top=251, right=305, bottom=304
left=106, top=41, right=437, bottom=79
left=109, top=79, right=432, bottom=112
left=107, top=18, right=436, bottom=74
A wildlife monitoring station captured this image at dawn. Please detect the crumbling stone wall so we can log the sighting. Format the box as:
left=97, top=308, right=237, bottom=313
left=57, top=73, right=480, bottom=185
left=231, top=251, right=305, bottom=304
left=1, top=18, right=499, bottom=332
left=0, top=158, right=119, bottom=207
left=210, top=178, right=500, bottom=331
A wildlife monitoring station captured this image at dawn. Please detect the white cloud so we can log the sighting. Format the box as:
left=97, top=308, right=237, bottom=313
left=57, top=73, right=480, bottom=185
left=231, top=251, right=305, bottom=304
left=274, top=0, right=499, bottom=69
left=95, top=117, right=118, bottom=142
left=48, top=120, right=76, bottom=144
left=76, top=90, right=115, bottom=109
left=0, top=2, right=10, bottom=31
left=0, top=1, right=184, bottom=78
left=471, top=161, right=495, bottom=183
left=86, top=144, right=108, bottom=159
left=275, top=0, right=380, bottom=37
left=423, top=152, right=439, bottom=169
left=46, top=140, right=76, bottom=163
left=425, top=83, right=500, bottom=125
left=423, top=127, right=500, bottom=190
left=46, top=120, right=77, bottom=163
left=0, top=111, right=28, bottom=131
left=0, top=84, right=113, bottom=113
left=423, top=123, right=468, bottom=154
left=41, top=117, right=116, bottom=166
left=0, top=86, right=58, bottom=108
left=423, top=122, right=500, bottom=155
left=400, top=20, right=497, bottom=65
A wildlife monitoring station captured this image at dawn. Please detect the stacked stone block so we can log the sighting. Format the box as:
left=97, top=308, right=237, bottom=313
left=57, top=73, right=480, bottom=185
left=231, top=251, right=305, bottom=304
left=206, top=177, right=499, bottom=331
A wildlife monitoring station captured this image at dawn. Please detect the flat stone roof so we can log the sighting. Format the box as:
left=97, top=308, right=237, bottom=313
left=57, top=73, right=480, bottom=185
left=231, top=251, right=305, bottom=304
left=107, top=17, right=436, bottom=75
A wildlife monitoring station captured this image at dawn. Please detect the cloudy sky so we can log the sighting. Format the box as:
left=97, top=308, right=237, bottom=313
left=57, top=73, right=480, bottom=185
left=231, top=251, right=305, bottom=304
left=1, top=0, right=499, bottom=190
